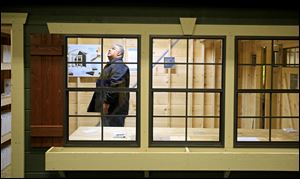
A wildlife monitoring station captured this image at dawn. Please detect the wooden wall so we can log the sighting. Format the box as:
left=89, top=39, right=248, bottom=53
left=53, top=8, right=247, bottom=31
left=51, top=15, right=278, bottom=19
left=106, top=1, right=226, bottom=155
left=152, top=39, right=222, bottom=129
left=237, top=40, right=299, bottom=130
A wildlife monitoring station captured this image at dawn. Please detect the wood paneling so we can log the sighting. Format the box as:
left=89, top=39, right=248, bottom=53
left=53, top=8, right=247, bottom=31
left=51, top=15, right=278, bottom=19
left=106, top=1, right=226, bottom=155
left=30, top=34, right=64, bottom=147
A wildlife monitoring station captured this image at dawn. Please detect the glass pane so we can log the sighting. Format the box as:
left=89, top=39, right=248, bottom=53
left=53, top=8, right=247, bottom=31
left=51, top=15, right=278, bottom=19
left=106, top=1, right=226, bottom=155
left=152, top=39, right=187, bottom=63
left=152, top=64, right=186, bottom=88
left=237, top=118, right=270, bottom=141
left=273, top=66, right=299, bottom=89
left=68, top=76, right=98, bottom=88
left=103, top=117, right=136, bottom=141
left=67, top=62, right=102, bottom=77
left=69, top=91, right=136, bottom=116
left=237, top=66, right=271, bottom=89
left=67, top=38, right=102, bottom=78
left=187, top=118, right=219, bottom=141
left=274, top=40, right=299, bottom=65
left=69, top=116, right=136, bottom=141
left=67, top=37, right=102, bottom=63
left=129, top=66, right=138, bottom=88
left=69, top=117, right=101, bottom=141
left=285, top=48, right=299, bottom=65
left=103, top=38, right=138, bottom=63
left=128, top=92, right=137, bottom=115
left=153, top=92, right=186, bottom=116
left=238, top=40, right=272, bottom=64
left=69, top=91, right=99, bottom=115
left=272, top=93, right=299, bottom=117
left=271, top=118, right=299, bottom=141
left=189, top=39, right=223, bottom=63
left=153, top=117, right=186, bottom=141
left=188, top=65, right=222, bottom=89
left=100, top=90, right=135, bottom=117
left=187, top=93, right=220, bottom=116
left=237, top=93, right=270, bottom=117
left=102, top=63, right=138, bottom=88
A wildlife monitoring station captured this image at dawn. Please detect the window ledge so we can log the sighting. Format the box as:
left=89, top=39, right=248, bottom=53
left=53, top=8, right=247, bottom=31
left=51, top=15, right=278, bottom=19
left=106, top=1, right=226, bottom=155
left=46, top=147, right=298, bottom=171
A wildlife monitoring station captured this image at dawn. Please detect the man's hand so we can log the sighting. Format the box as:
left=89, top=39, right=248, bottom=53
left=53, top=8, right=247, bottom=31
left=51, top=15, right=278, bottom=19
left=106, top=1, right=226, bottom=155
left=103, top=103, right=110, bottom=114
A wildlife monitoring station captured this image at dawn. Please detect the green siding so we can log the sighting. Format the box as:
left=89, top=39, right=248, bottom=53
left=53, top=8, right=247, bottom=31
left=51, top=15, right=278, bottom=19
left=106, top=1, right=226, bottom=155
left=24, top=89, right=30, bottom=111
left=25, top=110, right=30, bottom=131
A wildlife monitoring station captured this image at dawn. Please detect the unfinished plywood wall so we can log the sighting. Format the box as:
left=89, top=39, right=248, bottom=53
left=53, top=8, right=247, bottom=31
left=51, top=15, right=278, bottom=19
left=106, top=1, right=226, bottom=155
left=238, top=40, right=299, bottom=130
left=238, top=40, right=271, bottom=129
left=153, top=39, right=222, bottom=128
left=271, top=40, right=298, bottom=130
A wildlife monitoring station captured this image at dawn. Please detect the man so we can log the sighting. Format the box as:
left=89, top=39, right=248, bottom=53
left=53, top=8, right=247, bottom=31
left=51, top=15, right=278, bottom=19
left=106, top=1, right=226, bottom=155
left=88, top=44, right=130, bottom=127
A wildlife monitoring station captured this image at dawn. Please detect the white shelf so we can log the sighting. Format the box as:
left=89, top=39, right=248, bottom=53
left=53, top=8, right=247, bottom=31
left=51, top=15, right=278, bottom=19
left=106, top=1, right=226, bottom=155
left=1, top=63, right=11, bottom=70
left=1, top=132, right=11, bottom=145
left=1, top=96, right=11, bottom=106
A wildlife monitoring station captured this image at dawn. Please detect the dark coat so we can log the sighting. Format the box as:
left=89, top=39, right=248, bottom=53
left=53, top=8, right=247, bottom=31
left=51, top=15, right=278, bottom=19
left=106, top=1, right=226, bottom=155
left=87, top=58, right=130, bottom=115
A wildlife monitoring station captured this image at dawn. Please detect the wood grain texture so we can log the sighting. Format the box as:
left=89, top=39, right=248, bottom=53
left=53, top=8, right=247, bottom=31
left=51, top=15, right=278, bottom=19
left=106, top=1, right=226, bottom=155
left=30, top=34, right=64, bottom=147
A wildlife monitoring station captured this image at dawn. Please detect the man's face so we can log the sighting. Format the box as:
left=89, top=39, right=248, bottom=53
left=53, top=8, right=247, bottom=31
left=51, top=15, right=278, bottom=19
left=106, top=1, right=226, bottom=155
left=107, top=45, right=120, bottom=60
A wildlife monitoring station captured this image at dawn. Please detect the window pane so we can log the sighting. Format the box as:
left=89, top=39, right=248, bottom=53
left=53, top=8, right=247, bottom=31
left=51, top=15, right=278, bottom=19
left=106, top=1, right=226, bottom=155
left=152, top=64, right=186, bottom=88
left=153, top=117, right=186, bottom=141
left=273, top=66, right=299, bottom=89
left=237, top=66, right=271, bottom=89
left=129, top=66, right=138, bottom=88
left=271, top=118, right=299, bottom=141
left=274, top=40, right=299, bottom=65
left=101, top=63, right=138, bottom=88
left=67, top=38, right=102, bottom=79
left=67, top=63, right=102, bottom=77
left=99, top=90, right=136, bottom=116
left=69, top=91, right=98, bottom=115
left=237, top=118, right=270, bottom=141
left=187, top=118, right=219, bottom=141
left=238, top=40, right=272, bottom=64
left=103, top=38, right=138, bottom=63
left=188, top=93, right=220, bottom=116
left=103, top=117, right=136, bottom=141
left=272, top=93, right=299, bottom=117
left=152, top=39, right=187, bottom=63
left=68, top=91, right=135, bottom=116
left=67, top=37, right=102, bottom=63
left=153, top=92, right=186, bottom=116
left=237, top=93, right=270, bottom=117
left=188, top=65, right=222, bottom=89
left=68, top=76, right=97, bottom=88
left=69, top=117, right=101, bottom=141
left=188, top=39, right=223, bottom=64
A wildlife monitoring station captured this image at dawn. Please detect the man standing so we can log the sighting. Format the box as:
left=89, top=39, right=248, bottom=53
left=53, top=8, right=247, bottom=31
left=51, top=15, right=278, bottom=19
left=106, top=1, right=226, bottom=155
left=88, top=44, right=130, bottom=127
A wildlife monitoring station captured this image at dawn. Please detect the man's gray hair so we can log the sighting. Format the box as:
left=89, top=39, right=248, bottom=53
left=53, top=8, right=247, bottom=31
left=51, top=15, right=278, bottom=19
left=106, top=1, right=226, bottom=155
left=114, top=44, right=124, bottom=57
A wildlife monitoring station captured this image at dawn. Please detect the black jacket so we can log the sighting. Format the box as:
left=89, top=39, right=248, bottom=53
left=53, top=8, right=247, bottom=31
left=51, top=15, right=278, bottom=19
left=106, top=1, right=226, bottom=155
left=87, top=58, right=130, bottom=115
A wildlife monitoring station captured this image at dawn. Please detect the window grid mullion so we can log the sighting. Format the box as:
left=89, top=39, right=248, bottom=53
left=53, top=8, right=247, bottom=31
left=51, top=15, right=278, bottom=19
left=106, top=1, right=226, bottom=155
left=235, top=37, right=299, bottom=148
left=185, top=39, right=189, bottom=142
left=150, top=36, right=225, bottom=147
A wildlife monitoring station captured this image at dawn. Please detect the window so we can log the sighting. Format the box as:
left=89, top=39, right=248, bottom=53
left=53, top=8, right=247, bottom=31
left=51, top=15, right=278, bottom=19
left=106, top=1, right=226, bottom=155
left=235, top=37, right=299, bottom=147
left=149, top=36, right=225, bottom=147
left=65, top=36, right=140, bottom=146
